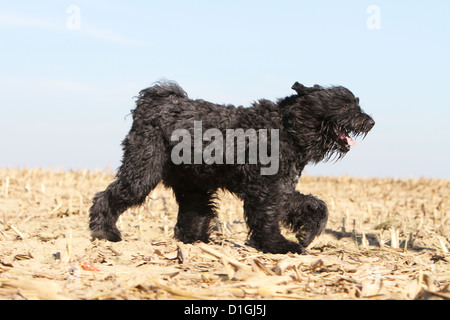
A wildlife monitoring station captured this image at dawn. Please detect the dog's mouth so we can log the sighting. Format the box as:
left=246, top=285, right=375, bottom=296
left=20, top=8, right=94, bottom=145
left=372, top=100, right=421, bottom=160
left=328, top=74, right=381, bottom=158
left=332, top=128, right=358, bottom=152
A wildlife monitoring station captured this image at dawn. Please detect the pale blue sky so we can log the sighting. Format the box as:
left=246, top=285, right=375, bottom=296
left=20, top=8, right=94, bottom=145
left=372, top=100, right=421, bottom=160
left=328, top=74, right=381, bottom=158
left=1, top=1, right=449, bottom=178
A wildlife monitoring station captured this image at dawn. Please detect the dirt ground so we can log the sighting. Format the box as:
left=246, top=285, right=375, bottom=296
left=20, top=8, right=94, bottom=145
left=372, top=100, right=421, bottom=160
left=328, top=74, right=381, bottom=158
left=0, top=167, right=448, bottom=300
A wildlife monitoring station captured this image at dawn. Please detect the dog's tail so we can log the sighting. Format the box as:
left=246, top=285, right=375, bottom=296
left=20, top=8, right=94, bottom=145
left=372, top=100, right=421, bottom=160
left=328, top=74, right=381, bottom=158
left=138, top=80, right=187, bottom=100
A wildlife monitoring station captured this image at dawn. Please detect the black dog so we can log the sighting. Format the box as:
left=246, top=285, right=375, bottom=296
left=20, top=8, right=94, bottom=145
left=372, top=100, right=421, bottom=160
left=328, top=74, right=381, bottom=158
left=89, top=81, right=374, bottom=254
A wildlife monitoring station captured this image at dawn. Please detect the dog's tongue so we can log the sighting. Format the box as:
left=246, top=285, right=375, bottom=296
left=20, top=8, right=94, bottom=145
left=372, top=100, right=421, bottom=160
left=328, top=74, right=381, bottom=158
left=346, top=136, right=357, bottom=146
left=339, top=132, right=357, bottom=146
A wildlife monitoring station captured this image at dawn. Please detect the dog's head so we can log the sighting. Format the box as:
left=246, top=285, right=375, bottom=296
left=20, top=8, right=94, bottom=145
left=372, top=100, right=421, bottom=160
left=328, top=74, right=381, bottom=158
left=281, top=82, right=375, bottom=162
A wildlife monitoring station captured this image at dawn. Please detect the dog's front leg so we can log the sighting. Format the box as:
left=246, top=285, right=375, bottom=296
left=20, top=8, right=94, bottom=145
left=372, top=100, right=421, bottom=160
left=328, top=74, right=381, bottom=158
left=281, top=191, right=329, bottom=248
left=243, top=192, right=305, bottom=254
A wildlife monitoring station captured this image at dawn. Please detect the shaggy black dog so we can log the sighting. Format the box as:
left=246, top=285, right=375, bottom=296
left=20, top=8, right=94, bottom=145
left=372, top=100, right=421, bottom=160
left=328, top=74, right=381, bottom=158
left=89, top=81, right=374, bottom=254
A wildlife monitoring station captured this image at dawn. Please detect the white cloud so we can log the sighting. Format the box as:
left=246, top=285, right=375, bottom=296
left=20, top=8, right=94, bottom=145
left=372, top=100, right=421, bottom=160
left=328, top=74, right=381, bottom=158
left=0, top=12, right=56, bottom=30
left=0, top=11, right=146, bottom=47
left=0, top=75, right=99, bottom=98
left=79, top=25, right=147, bottom=47
left=36, top=78, right=94, bottom=93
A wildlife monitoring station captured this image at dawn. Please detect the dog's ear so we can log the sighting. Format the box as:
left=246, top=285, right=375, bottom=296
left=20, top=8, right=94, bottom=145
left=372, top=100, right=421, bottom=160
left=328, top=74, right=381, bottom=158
left=292, top=82, right=324, bottom=96
left=291, top=82, right=307, bottom=95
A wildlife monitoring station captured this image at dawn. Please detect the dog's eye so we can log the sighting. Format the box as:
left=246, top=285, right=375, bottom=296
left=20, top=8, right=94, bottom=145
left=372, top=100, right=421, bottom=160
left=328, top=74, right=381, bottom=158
left=342, top=104, right=350, bottom=110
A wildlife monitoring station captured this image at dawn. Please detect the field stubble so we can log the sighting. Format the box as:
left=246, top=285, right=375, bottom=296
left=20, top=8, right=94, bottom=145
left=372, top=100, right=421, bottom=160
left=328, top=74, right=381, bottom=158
left=0, top=167, right=448, bottom=300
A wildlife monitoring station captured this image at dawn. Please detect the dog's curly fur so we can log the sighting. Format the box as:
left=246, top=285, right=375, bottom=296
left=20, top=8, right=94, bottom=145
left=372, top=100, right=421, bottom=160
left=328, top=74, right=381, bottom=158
left=89, top=81, right=374, bottom=254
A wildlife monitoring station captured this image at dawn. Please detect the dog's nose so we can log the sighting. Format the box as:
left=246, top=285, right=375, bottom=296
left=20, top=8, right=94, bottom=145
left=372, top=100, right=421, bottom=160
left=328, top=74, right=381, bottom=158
left=367, top=118, right=375, bottom=130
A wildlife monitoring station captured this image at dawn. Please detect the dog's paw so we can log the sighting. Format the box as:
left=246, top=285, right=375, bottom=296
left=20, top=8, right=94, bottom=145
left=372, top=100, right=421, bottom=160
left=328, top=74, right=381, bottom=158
left=252, top=239, right=306, bottom=255
left=281, top=241, right=307, bottom=255
left=91, top=226, right=122, bottom=242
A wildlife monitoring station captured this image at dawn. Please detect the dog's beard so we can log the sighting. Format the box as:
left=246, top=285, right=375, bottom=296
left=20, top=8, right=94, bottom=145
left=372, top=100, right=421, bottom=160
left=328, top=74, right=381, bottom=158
left=321, top=123, right=367, bottom=161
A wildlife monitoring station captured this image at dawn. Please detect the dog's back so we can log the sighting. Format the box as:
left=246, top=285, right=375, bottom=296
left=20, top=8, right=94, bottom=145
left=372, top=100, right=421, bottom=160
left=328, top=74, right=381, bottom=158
left=131, top=81, right=243, bottom=139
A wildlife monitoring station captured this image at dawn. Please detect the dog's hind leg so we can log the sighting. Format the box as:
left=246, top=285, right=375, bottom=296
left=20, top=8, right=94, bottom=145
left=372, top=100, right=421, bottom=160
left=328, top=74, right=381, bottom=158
left=172, top=186, right=217, bottom=244
left=281, top=191, right=329, bottom=248
left=89, top=132, right=166, bottom=242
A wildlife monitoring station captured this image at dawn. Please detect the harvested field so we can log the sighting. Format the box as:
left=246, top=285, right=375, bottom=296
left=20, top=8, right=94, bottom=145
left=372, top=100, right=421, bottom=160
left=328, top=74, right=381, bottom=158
left=0, top=167, right=448, bottom=300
